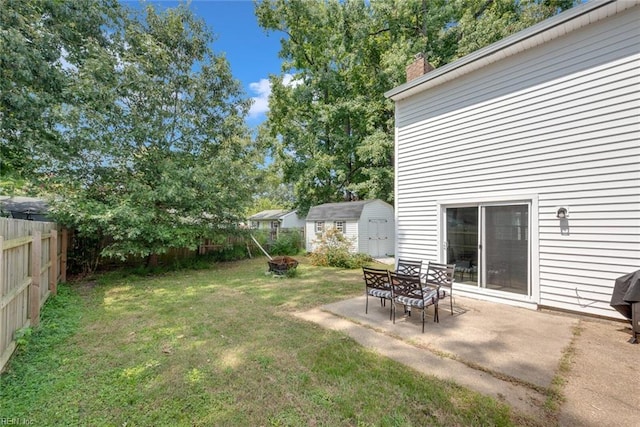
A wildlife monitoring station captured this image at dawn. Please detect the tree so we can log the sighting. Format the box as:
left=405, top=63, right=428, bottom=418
left=449, top=0, right=577, bottom=59
left=38, top=4, right=256, bottom=265
left=256, top=0, right=398, bottom=214
left=246, top=163, right=295, bottom=216
left=0, top=0, right=119, bottom=185
left=256, top=0, right=576, bottom=214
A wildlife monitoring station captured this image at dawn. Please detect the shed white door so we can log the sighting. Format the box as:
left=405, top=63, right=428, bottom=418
left=367, top=218, right=389, bottom=257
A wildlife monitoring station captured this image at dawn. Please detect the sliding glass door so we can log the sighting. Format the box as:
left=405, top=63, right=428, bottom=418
left=482, top=205, right=529, bottom=295
left=446, top=207, right=479, bottom=283
left=445, top=203, right=530, bottom=296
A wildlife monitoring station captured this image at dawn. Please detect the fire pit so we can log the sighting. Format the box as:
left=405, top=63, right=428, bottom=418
left=267, top=256, right=299, bottom=275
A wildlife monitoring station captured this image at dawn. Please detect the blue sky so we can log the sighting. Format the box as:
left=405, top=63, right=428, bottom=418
left=124, top=0, right=284, bottom=128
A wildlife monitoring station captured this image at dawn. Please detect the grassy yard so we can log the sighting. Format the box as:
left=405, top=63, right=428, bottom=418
left=1, top=257, right=537, bottom=426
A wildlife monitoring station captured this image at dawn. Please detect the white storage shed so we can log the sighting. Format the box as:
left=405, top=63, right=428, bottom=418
left=305, top=199, right=395, bottom=258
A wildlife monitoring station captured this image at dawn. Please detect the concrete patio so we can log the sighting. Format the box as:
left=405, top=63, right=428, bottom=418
left=295, top=294, right=639, bottom=426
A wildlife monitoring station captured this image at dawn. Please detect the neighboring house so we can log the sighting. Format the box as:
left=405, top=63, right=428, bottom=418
left=0, top=196, right=51, bottom=222
left=248, top=209, right=305, bottom=239
left=305, top=199, right=395, bottom=257
left=385, top=0, right=639, bottom=319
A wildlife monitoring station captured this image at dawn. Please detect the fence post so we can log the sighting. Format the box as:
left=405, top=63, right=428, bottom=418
left=60, top=228, right=68, bottom=282
left=30, top=231, right=41, bottom=327
left=49, top=229, right=58, bottom=294
left=0, top=236, right=4, bottom=301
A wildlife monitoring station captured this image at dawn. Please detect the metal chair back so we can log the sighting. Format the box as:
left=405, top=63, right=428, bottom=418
left=389, top=272, right=438, bottom=332
left=396, top=258, right=423, bottom=278
left=363, top=267, right=393, bottom=319
left=425, top=262, right=455, bottom=315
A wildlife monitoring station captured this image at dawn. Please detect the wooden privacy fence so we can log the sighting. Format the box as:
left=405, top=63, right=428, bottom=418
left=0, top=218, right=67, bottom=372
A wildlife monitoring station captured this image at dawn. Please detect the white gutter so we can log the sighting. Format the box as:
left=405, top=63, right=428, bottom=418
left=384, top=0, right=637, bottom=101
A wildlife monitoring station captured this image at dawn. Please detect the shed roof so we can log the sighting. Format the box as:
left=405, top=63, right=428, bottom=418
left=0, top=196, right=48, bottom=213
left=0, top=196, right=51, bottom=221
left=248, top=209, right=295, bottom=221
left=306, top=200, right=386, bottom=221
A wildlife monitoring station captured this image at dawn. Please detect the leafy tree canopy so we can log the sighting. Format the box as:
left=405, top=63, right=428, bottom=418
left=2, top=1, right=257, bottom=264
left=246, top=162, right=296, bottom=216
left=256, top=0, right=576, bottom=215
left=0, top=0, right=119, bottom=181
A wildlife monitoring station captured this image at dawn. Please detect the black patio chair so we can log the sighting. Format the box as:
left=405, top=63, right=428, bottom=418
left=424, top=262, right=455, bottom=315
left=396, top=258, right=423, bottom=278
left=363, top=267, right=393, bottom=320
left=396, top=258, right=424, bottom=314
left=389, top=271, right=439, bottom=332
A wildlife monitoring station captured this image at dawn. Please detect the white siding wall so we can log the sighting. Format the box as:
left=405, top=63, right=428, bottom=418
left=256, top=220, right=272, bottom=231
left=281, top=213, right=305, bottom=229
left=305, top=221, right=318, bottom=252
left=343, top=221, right=359, bottom=253
left=394, top=7, right=640, bottom=318
left=305, top=220, right=358, bottom=252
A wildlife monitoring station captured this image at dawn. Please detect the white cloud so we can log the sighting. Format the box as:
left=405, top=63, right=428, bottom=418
left=248, top=78, right=271, bottom=118
left=248, top=73, right=302, bottom=118
left=57, top=48, right=78, bottom=73
left=282, top=73, right=302, bottom=88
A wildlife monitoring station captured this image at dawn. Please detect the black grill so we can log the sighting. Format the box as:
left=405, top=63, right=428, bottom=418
left=610, top=270, right=640, bottom=344
left=632, top=302, right=640, bottom=344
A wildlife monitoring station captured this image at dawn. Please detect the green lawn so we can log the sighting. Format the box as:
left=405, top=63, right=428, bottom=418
left=1, top=257, right=540, bottom=426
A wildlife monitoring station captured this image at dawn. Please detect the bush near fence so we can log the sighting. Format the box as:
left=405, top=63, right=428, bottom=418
left=0, top=218, right=67, bottom=373
left=249, top=228, right=304, bottom=255
left=66, top=233, right=251, bottom=274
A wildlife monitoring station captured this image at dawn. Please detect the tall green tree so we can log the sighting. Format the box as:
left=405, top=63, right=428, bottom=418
left=256, top=0, right=399, bottom=214
left=0, top=0, right=119, bottom=183
left=450, top=0, right=576, bottom=58
left=256, top=0, right=576, bottom=214
left=38, top=4, right=256, bottom=263
left=246, top=163, right=295, bottom=216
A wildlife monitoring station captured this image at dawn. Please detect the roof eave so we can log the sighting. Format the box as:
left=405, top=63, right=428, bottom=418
left=280, top=210, right=298, bottom=219
left=307, top=217, right=359, bottom=222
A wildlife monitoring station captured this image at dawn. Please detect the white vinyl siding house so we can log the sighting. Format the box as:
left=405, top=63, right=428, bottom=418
left=305, top=200, right=395, bottom=257
left=248, top=210, right=305, bottom=240
left=386, top=0, right=640, bottom=319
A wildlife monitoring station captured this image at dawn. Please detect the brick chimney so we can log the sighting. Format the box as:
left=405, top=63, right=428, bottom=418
left=406, top=53, right=434, bottom=82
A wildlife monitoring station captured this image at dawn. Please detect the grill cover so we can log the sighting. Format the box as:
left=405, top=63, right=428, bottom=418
left=610, top=270, right=640, bottom=320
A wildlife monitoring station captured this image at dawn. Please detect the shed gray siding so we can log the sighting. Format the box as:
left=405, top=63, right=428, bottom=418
left=392, top=3, right=640, bottom=318
left=280, top=212, right=305, bottom=229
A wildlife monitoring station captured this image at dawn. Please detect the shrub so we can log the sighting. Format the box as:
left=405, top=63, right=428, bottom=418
left=309, top=228, right=373, bottom=269
left=210, top=243, right=250, bottom=262
left=270, top=230, right=302, bottom=256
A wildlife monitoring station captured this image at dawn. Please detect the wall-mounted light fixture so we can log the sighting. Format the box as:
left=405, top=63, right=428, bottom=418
left=556, top=207, right=568, bottom=219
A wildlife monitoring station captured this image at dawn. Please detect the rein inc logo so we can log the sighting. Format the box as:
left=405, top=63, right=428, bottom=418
left=0, top=419, right=34, bottom=425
